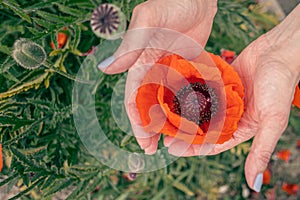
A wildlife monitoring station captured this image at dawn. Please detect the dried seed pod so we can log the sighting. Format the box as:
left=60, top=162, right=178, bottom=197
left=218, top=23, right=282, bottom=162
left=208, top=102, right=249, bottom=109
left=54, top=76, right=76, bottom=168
left=12, top=38, right=47, bottom=70
left=172, top=82, right=218, bottom=125
left=90, top=3, right=126, bottom=40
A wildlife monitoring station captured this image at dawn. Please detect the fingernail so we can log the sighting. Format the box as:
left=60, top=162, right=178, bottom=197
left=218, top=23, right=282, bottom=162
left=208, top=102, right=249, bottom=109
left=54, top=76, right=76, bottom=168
left=97, top=55, right=115, bottom=71
left=253, top=173, right=263, bottom=192
left=144, top=148, right=156, bottom=155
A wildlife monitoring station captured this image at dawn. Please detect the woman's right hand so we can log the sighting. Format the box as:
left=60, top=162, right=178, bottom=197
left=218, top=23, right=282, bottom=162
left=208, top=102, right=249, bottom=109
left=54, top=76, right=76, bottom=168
left=98, top=0, right=218, bottom=154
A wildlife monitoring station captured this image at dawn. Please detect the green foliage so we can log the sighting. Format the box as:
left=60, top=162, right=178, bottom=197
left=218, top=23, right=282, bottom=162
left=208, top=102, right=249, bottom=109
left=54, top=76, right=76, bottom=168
left=0, top=0, right=292, bottom=199
left=207, top=0, right=278, bottom=53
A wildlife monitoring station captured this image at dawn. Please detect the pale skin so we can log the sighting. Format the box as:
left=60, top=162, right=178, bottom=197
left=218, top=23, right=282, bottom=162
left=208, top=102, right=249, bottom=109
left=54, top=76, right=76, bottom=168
left=100, top=0, right=300, bottom=192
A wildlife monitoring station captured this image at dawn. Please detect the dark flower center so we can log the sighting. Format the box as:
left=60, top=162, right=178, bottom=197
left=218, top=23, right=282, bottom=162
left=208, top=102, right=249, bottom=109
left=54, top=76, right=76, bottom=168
left=91, top=4, right=120, bottom=34
left=172, top=82, right=218, bottom=125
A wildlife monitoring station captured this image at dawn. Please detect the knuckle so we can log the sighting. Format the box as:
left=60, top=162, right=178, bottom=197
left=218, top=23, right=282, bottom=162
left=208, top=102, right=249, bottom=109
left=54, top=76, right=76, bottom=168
left=132, top=3, right=146, bottom=17
left=131, top=2, right=152, bottom=23
left=257, top=151, right=272, bottom=165
left=252, top=148, right=272, bottom=167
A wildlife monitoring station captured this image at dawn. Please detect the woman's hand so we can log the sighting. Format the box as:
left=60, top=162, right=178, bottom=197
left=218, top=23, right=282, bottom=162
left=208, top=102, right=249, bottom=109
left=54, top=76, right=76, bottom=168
left=99, top=0, right=218, bottom=154
left=166, top=5, right=300, bottom=192
left=99, top=0, right=217, bottom=73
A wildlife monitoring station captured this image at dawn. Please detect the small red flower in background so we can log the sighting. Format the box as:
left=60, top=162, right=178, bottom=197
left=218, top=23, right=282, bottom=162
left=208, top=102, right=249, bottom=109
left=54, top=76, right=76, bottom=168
left=282, top=183, right=299, bottom=195
left=220, top=49, right=236, bottom=64
left=263, top=168, right=271, bottom=185
left=50, top=28, right=68, bottom=49
left=0, top=144, right=3, bottom=172
left=276, top=149, right=291, bottom=162
left=297, top=139, right=300, bottom=149
left=292, top=82, right=300, bottom=108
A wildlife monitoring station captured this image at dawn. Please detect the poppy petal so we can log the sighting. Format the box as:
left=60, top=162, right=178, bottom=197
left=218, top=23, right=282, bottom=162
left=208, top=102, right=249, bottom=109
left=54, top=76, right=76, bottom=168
left=136, top=83, right=160, bottom=127
left=209, top=53, right=244, bottom=98
left=161, top=55, right=204, bottom=92
left=222, top=85, right=244, bottom=134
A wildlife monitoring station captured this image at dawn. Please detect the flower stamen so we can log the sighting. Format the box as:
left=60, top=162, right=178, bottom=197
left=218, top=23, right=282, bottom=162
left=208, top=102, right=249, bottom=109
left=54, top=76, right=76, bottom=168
left=172, top=82, right=218, bottom=125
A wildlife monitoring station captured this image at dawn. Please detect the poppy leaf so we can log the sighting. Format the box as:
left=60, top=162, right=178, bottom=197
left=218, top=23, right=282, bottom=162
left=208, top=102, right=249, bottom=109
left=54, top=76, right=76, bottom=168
left=2, top=0, right=31, bottom=23
left=54, top=3, right=84, bottom=16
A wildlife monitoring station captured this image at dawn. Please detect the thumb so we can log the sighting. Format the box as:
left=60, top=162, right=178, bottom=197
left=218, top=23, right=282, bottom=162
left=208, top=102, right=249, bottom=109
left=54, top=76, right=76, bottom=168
left=97, top=3, right=153, bottom=74
left=98, top=28, right=152, bottom=74
left=98, top=27, right=204, bottom=74
left=245, top=116, right=289, bottom=192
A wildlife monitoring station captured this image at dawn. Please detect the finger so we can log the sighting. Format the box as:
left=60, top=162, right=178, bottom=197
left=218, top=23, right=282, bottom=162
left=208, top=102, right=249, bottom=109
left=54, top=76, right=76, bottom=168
left=130, top=114, right=162, bottom=154
left=122, top=57, right=164, bottom=154
left=167, top=139, right=215, bottom=157
left=163, top=136, right=175, bottom=147
left=101, top=28, right=204, bottom=74
left=131, top=125, right=161, bottom=154
left=125, top=65, right=167, bottom=154
left=209, top=118, right=258, bottom=155
left=97, top=3, right=151, bottom=74
left=127, top=102, right=163, bottom=154
left=168, top=139, right=194, bottom=156
left=245, top=116, right=289, bottom=192
left=143, top=133, right=161, bottom=155
left=99, top=30, right=151, bottom=74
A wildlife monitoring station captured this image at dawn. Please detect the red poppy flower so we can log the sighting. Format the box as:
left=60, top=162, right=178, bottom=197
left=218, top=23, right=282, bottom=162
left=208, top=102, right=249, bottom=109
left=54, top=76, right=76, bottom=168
left=50, top=28, right=68, bottom=49
left=276, top=149, right=291, bottom=162
left=263, top=168, right=271, bottom=185
left=220, top=49, right=236, bottom=64
left=292, top=83, right=300, bottom=108
left=282, top=183, right=299, bottom=195
left=0, top=144, right=3, bottom=172
left=136, top=53, right=244, bottom=144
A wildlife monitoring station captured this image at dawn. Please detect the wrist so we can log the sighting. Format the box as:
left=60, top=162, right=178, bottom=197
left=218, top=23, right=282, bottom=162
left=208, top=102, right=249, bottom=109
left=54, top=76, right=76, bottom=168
left=264, top=5, right=300, bottom=75
left=197, top=0, right=218, bottom=19
left=199, top=0, right=218, bottom=11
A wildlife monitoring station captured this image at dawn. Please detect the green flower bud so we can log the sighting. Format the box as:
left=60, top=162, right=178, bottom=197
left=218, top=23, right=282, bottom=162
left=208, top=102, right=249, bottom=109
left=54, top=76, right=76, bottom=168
left=12, top=38, right=47, bottom=70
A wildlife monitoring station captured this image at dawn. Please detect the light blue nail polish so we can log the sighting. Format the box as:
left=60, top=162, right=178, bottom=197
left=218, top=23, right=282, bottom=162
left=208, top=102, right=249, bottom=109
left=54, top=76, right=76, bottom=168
left=253, top=173, right=263, bottom=192
left=97, top=55, right=115, bottom=71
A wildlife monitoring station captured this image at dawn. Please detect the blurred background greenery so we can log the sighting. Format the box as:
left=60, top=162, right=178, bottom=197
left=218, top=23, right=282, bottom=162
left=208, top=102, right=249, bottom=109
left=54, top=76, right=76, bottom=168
left=0, top=0, right=299, bottom=199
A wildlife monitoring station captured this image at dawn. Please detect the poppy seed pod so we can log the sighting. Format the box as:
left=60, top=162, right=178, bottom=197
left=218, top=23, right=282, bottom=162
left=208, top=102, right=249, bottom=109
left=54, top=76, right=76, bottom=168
left=172, top=82, right=219, bottom=126
left=90, top=3, right=126, bottom=40
left=12, top=39, right=47, bottom=70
